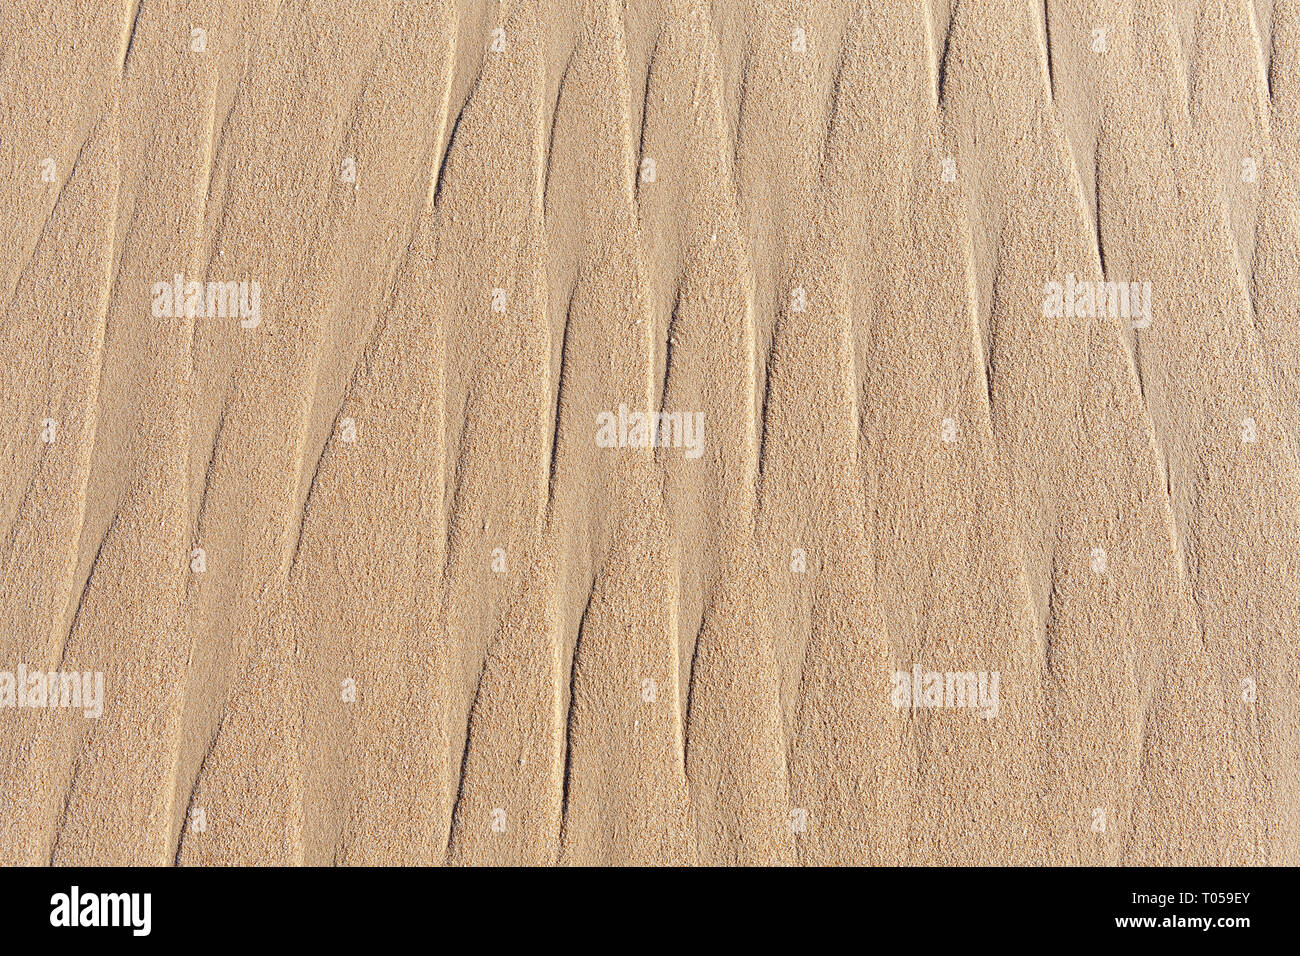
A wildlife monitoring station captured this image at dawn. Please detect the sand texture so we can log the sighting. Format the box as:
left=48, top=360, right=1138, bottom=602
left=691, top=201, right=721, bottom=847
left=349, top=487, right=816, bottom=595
left=1, top=0, right=1298, bottom=866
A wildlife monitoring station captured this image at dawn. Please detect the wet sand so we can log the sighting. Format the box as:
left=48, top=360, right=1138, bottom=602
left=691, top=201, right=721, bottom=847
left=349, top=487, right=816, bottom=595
left=1, top=0, right=1297, bottom=865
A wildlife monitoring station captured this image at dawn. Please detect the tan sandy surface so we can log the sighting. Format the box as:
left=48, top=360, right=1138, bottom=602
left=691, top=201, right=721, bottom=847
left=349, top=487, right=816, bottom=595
left=1, top=0, right=1297, bottom=865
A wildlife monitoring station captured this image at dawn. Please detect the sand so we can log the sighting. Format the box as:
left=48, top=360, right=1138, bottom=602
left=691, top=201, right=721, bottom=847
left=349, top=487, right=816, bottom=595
left=0, top=0, right=1296, bottom=865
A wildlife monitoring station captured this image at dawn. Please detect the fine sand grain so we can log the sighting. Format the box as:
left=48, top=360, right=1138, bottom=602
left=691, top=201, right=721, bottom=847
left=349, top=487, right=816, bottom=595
left=1, top=0, right=1297, bottom=865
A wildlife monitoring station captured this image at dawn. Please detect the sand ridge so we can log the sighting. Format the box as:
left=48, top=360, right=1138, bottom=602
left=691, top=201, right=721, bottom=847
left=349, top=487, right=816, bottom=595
left=1, top=0, right=1297, bottom=865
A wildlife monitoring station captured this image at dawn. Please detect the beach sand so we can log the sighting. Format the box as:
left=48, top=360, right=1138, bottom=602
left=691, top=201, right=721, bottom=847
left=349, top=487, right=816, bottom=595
left=1, top=0, right=1297, bottom=865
